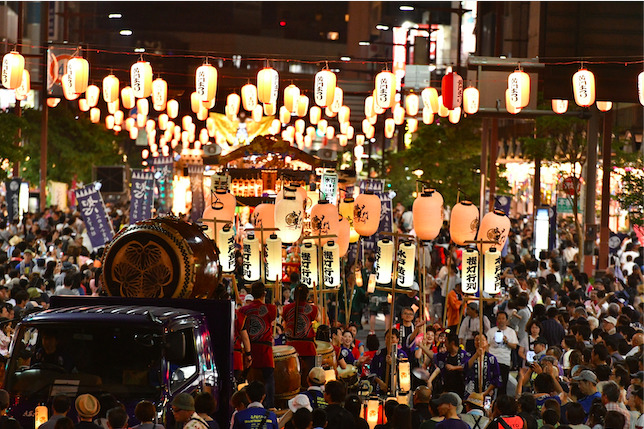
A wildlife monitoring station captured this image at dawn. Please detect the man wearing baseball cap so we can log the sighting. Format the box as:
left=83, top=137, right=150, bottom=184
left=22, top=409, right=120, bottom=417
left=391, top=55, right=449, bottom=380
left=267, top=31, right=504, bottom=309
left=302, top=367, right=327, bottom=410
left=171, top=393, right=209, bottom=429
left=430, top=393, right=469, bottom=429
left=573, top=370, right=601, bottom=416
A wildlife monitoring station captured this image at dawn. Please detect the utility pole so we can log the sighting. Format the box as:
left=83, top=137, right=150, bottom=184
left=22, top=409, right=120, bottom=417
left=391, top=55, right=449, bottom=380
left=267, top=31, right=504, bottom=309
left=39, top=1, right=49, bottom=212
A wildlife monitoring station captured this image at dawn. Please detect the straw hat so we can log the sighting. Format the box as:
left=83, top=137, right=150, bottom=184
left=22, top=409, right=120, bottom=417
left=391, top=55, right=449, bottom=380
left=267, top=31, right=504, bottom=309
left=75, top=394, right=100, bottom=418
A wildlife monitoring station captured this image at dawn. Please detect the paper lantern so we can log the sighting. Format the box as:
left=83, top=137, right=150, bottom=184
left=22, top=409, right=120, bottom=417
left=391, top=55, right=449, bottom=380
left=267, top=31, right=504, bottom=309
left=121, top=86, right=135, bottom=109
left=329, top=87, right=344, bottom=114
left=242, top=233, right=261, bottom=282
left=572, top=68, right=596, bottom=107
left=375, top=239, right=394, bottom=284
left=393, top=104, right=405, bottom=125
left=337, top=215, right=351, bottom=256
left=338, top=105, right=351, bottom=124
left=252, top=104, right=263, bottom=122
left=124, top=117, right=135, bottom=131
left=241, top=83, right=258, bottom=111
left=322, top=241, right=340, bottom=288
left=436, top=96, right=449, bottom=117
left=461, top=248, right=479, bottom=294
left=203, top=190, right=236, bottom=225
left=422, top=107, right=434, bottom=125
left=166, top=99, right=178, bottom=118
left=284, top=84, right=300, bottom=113
left=264, top=103, right=276, bottom=116
left=441, top=69, right=463, bottom=110
left=354, top=145, right=364, bottom=158
left=300, top=242, right=319, bottom=288
left=448, top=107, right=462, bottom=124
left=309, top=106, right=322, bottom=124
left=364, top=96, right=375, bottom=118
left=66, top=57, right=89, bottom=94
left=279, top=106, right=291, bottom=125
left=14, top=70, right=30, bottom=99
left=35, top=405, right=48, bottom=429
left=195, top=63, right=217, bottom=102
left=190, top=91, right=202, bottom=114
left=477, top=209, right=511, bottom=253
left=505, top=89, right=521, bottom=114
left=297, top=95, right=309, bottom=117
left=311, top=200, right=340, bottom=246
left=375, top=71, right=396, bottom=109
left=216, top=225, right=236, bottom=272
left=102, top=74, right=119, bottom=103
left=356, top=134, right=365, bottom=146
left=60, top=74, right=77, bottom=101
left=508, top=69, right=530, bottom=108
left=384, top=118, right=396, bottom=139
left=413, top=188, right=444, bottom=240
left=340, top=197, right=359, bottom=244
left=314, top=68, right=337, bottom=107
left=366, top=398, right=380, bottom=429
left=275, top=194, right=304, bottom=243
left=252, top=203, right=276, bottom=243
left=89, top=107, right=100, bottom=123
left=354, top=192, right=381, bottom=237
left=552, top=99, right=568, bottom=114
left=257, top=67, right=279, bottom=104
left=405, top=93, right=419, bottom=116
left=463, top=87, right=480, bottom=114
left=325, top=126, right=335, bottom=140
left=399, top=360, right=411, bottom=392
left=46, top=98, right=60, bottom=108
left=639, top=71, right=644, bottom=106
left=265, top=233, right=282, bottom=282
left=449, top=201, right=479, bottom=246
left=131, top=61, right=152, bottom=98
left=105, top=100, right=117, bottom=114
left=407, top=118, right=418, bottom=133
left=78, top=98, right=89, bottom=112
left=105, top=115, right=115, bottom=129
left=129, top=126, right=138, bottom=140
left=85, top=85, right=99, bottom=107
left=367, top=273, right=376, bottom=293
left=396, top=241, right=416, bottom=288
left=137, top=113, right=147, bottom=128
left=421, top=87, right=439, bottom=113
left=152, top=78, right=167, bottom=111
left=137, top=98, right=149, bottom=117
left=484, top=247, right=502, bottom=294
left=2, top=51, right=25, bottom=89
left=596, top=101, right=612, bottom=112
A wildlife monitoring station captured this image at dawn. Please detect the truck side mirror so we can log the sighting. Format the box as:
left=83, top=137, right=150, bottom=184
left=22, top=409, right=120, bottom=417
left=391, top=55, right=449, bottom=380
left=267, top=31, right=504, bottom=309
left=165, top=331, right=186, bottom=362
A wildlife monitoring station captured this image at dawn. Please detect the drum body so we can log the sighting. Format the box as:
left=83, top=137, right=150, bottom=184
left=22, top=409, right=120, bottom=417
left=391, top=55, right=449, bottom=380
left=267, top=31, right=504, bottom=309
left=101, top=216, right=221, bottom=298
left=337, top=364, right=359, bottom=387
left=273, top=345, right=301, bottom=407
left=315, top=340, right=336, bottom=369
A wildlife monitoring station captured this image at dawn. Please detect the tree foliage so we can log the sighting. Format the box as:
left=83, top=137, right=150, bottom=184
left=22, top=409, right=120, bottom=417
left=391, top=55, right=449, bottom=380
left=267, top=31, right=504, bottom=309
left=0, top=111, right=27, bottom=168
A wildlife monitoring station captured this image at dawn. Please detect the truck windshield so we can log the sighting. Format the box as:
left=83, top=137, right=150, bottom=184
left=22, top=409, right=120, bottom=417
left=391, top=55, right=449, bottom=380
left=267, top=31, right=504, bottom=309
left=5, top=323, right=164, bottom=402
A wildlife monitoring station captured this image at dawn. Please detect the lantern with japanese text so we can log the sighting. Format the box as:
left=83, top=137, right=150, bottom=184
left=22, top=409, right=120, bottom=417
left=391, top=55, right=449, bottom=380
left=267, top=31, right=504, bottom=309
left=314, top=68, right=336, bottom=107
left=461, top=248, right=479, bottom=294
left=366, top=398, right=381, bottom=429
left=505, top=89, right=521, bottom=114
left=67, top=57, right=89, bottom=94
left=257, top=67, right=279, bottom=104
left=216, top=224, right=236, bottom=272
left=375, top=71, right=396, bottom=109
left=476, top=209, right=511, bottom=254
left=354, top=191, right=381, bottom=237
left=311, top=200, right=340, bottom=246
left=196, top=62, right=217, bottom=102
left=337, top=215, right=351, bottom=257
left=483, top=247, right=502, bottom=294
left=284, top=84, right=300, bottom=113
left=413, top=189, right=444, bottom=240
left=340, top=197, right=359, bottom=243
left=152, top=78, right=167, bottom=111
left=322, top=241, right=340, bottom=288
left=572, top=67, right=596, bottom=107
left=265, top=233, right=282, bottom=282
left=375, top=239, right=394, bottom=284
left=14, top=70, right=29, bottom=100
left=441, top=68, right=463, bottom=110
left=252, top=203, right=276, bottom=243
left=103, top=74, right=119, bottom=103
left=449, top=201, right=479, bottom=246
left=1, top=51, right=25, bottom=89
left=86, top=85, right=100, bottom=107
left=275, top=193, right=304, bottom=243
left=552, top=99, right=568, bottom=114
left=130, top=61, right=152, bottom=98
left=463, top=87, right=480, bottom=114
left=241, top=83, right=258, bottom=111
left=398, top=360, right=411, bottom=392
left=242, top=233, right=261, bottom=282
left=203, top=189, right=236, bottom=226
left=396, top=241, right=416, bottom=288
left=508, top=68, right=530, bottom=109
left=300, top=242, right=318, bottom=288
left=421, top=87, right=439, bottom=113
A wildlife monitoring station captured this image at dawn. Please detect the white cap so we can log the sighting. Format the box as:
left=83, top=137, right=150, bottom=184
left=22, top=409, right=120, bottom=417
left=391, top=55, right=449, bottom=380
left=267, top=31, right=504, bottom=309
left=244, top=294, right=254, bottom=302
left=288, top=394, right=312, bottom=412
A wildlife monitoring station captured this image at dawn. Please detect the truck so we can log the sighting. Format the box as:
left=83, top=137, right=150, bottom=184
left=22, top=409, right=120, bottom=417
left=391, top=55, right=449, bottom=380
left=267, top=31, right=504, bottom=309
left=3, top=296, right=234, bottom=429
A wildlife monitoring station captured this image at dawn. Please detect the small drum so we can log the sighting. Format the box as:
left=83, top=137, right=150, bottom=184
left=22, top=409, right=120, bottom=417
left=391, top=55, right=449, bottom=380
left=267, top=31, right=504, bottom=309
left=273, top=345, right=301, bottom=408
left=337, top=364, right=359, bottom=387
left=315, top=340, right=336, bottom=369
left=101, top=216, right=221, bottom=299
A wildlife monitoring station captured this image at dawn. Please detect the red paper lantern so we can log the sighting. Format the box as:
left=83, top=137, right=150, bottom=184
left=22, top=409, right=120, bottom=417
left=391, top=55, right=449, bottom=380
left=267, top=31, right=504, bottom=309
left=252, top=203, right=276, bottom=243
left=441, top=69, right=463, bottom=110
left=354, top=191, right=381, bottom=237
left=203, top=190, right=236, bottom=226
left=311, top=200, right=340, bottom=246
left=477, top=209, right=511, bottom=254
left=413, top=189, right=444, bottom=240
left=449, top=201, right=480, bottom=246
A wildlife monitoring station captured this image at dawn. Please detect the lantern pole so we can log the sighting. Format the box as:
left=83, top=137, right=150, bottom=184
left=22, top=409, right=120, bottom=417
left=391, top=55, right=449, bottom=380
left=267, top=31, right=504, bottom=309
left=306, top=232, right=337, bottom=325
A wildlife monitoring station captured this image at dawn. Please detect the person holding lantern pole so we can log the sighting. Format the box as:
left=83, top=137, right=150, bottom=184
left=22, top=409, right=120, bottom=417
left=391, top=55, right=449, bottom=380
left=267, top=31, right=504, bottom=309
left=465, top=334, right=502, bottom=399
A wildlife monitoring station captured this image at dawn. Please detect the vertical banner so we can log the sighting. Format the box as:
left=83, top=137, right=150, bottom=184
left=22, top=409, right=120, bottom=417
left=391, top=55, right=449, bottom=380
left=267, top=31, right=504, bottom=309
left=188, top=165, right=205, bottom=222
left=151, top=156, right=174, bottom=213
left=47, top=181, right=69, bottom=210
left=5, top=179, right=21, bottom=222
left=320, top=171, right=338, bottom=205
left=129, top=170, right=155, bottom=224
left=359, top=179, right=393, bottom=253
left=75, top=184, right=114, bottom=249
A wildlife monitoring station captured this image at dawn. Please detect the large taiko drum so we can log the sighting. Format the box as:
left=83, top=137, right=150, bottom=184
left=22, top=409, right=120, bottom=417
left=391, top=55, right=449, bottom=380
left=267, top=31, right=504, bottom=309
left=273, top=345, right=301, bottom=407
left=101, top=216, right=221, bottom=299
left=315, top=340, right=336, bottom=369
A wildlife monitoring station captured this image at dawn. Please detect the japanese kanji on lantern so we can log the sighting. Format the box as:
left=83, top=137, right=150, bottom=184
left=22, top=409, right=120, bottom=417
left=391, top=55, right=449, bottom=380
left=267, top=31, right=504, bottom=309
left=265, top=233, right=282, bottom=282
left=242, top=232, right=260, bottom=282
left=375, top=239, right=394, bottom=284
left=217, top=224, right=236, bottom=273
left=315, top=68, right=336, bottom=107
left=449, top=201, right=480, bottom=246
left=396, top=241, right=416, bottom=288
left=322, top=240, right=340, bottom=288
left=462, top=248, right=480, bottom=294
left=300, top=242, right=319, bottom=289
left=484, top=247, right=502, bottom=294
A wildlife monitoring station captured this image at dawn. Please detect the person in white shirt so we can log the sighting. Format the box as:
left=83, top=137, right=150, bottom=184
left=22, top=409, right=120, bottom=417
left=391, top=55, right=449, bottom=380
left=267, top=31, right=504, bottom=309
left=458, top=302, right=491, bottom=355
left=486, top=311, right=518, bottom=395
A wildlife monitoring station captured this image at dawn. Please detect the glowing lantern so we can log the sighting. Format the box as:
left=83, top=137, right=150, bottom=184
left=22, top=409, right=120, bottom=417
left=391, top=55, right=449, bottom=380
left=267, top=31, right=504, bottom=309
left=322, top=241, right=341, bottom=288
left=105, top=115, right=115, bottom=129
left=124, top=117, right=135, bottom=131
left=46, top=98, right=60, bottom=108
left=137, top=98, right=149, bottom=117
left=2, top=51, right=25, bottom=89
left=505, top=89, right=521, bottom=114
left=340, top=197, right=360, bottom=244
left=461, top=248, right=479, bottom=294
left=484, top=247, right=502, bottom=295
left=338, top=135, right=347, bottom=146
left=325, top=126, right=335, bottom=140
left=86, top=85, right=100, bottom=107
left=330, top=87, right=344, bottom=114
left=596, top=101, right=612, bottom=112
left=297, top=95, right=309, bottom=117
left=396, top=241, right=416, bottom=288
left=129, top=126, right=138, bottom=140
left=195, top=62, right=217, bottom=102
left=552, top=99, right=568, bottom=114
left=66, top=57, right=89, bottom=94
left=257, top=67, right=279, bottom=104
left=158, top=114, right=169, bottom=130
left=241, top=83, right=258, bottom=111
left=102, top=74, right=119, bottom=103
left=107, top=100, right=119, bottom=115
left=375, top=239, right=394, bottom=284
left=375, top=71, right=396, bottom=109
left=203, top=189, right=236, bottom=224
left=121, top=86, right=135, bottom=109
left=61, top=75, right=78, bottom=100
left=325, top=107, right=337, bottom=118
left=314, top=68, right=337, bottom=107
left=450, top=201, right=480, bottom=246
left=14, top=70, right=30, bottom=99
left=413, top=188, right=444, bottom=240
left=463, top=87, right=480, bottom=114
left=300, top=242, right=318, bottom=288
left=137, top=113, right=146, bottom=128
left=508, top=68, right=530, bottom=108
left=448, top=107, right=462, bottom=124
left=263, top=103, right=276, bottom=116
left=354, top=145, right=364, bottom=158
left=275, top=193, right=304, bottom=243
left=407, top=118, right=418, bottom=133
left=422, top=107, right=434, bottom=124
left=346, top=126, right=354, bottom=140
left=338, top=105, right=351, bottom=124
left=421, top=87, right=439, bottom=113
left=364, top=96, right=375, bottom=118
left=284, top=84, right=300, bottom=113
left=152, top=78, right=167, bottom=111
left=279, top=106, right=291, bottom=125
left=337, top=215, right=351, bottom=256
left=399, top=360, right=411, bottom=392
left=295, top=119, right=305, bottom=134
left=166, top=99, right=179, bottom=118
left=437, top=96, right=449, bottom=117
left=356, top=134, right=365, bottom=146
left=264, top=233, right=282, bottom=282
left=130, top=61, right=153, bottom=98
left=476, top=209, right=511, bottom=253
left=572, top=67, right=596, bottom=107
left=242, top=233, right=261, bottom=282
left=639, top=71, right=644, bottom=106
left=78, top=98, right=89, bottom=112
left=384, top=118, right=395, bottom=138
left=441, top=68, right=463, bottom=110
left=309, top=106, right=322, bottom=124
left=216, top=225, right=236, bottom=271
left=252, top=203, right=276, bottom=242
left=190, top=92, right=202, bottom=114
left=252, top=105, right=263, bottom=122
left=405, top=93, right=419, bottom=116
left=354, top=191, right=381, bottom=236
left=311, top=200, right=340, bottom=246
left=35, top=405, right=48, bottom=429
left=90, top=107, right=100, bottom=123
left=366, top=398, right=380, bottom=429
